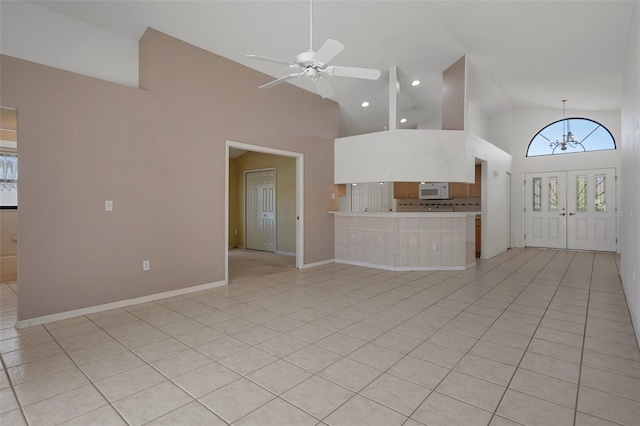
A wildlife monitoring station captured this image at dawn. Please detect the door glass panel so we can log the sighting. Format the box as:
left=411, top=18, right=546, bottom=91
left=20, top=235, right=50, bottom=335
left=595, top=174, right=606, bottom=212
left=548, top=177, right=558, bottom=211
left=533, top=178, right=541, bottom=211
left=576, top=175, right=587, bottom=212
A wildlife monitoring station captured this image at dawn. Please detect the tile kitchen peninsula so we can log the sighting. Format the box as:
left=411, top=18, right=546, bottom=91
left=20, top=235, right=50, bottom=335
left=331, top=211, right=479, bottom=270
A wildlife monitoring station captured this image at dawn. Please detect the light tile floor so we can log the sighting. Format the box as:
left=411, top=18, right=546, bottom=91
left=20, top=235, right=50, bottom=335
left=1, top=248, right=639, bottom=425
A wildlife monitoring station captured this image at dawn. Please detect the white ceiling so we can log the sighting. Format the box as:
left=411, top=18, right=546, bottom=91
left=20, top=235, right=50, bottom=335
left=29, top=1, right=635, bottom=137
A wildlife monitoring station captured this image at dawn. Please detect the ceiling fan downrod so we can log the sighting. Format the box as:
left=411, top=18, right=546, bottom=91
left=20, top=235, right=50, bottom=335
left=309, top=0, right=313, bottom=52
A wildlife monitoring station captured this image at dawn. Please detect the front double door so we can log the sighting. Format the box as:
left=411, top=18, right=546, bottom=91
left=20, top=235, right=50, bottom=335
left=525, top=168, right=616, bottom=251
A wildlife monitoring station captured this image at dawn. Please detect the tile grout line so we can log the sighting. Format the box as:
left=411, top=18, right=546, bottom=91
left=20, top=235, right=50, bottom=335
left=41, top=318, right=133, bottom=426
left=2, top=251, right=636, bottom=426
left=315, top=249, right=544, bottom=425
left=0, top=330, right=29, bottom=426
left=0, top=314, right=129, bottom=425
left=572, top=252, right=596, bottom=426
left=87, top=300, right=246, bottom=425
left=0, top=252, right=575, bottom=426
left=234, top=260, right=493, bottom=424
left=393, top=248, right=554, bottom=425
left=228, top=260, right=483, bottom=424
left=483, top=249, right=577, bottom=426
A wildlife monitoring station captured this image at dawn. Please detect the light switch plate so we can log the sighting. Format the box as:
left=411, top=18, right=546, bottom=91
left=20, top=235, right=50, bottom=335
left=105, top=200, right=113, bottom=211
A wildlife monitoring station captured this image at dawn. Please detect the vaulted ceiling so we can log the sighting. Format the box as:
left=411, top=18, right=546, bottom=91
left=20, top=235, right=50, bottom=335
left=29, top=1, right=635, bottom=137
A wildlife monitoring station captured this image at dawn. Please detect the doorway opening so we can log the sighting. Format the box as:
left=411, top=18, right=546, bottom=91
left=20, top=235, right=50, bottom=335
left=506, top=172, right=512, bottom=249
left=225, top=141, right=304, bottom=283
left=1, top=107, right=18, bottom=283
left=1, top=107, right=19, bottom=331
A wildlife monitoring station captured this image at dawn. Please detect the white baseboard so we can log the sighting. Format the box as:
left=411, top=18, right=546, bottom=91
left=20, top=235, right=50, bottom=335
left=15, top=280, right=227, bottom=329
left=334, top=259, right=467, bottom=271
left=276, top=251, right=296, bottom=257
left=302, top=259, right=335, bottom=269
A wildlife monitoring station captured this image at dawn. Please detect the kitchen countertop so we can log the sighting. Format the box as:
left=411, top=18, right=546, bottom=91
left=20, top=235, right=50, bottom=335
left=330, top=211, right=480, bottom=218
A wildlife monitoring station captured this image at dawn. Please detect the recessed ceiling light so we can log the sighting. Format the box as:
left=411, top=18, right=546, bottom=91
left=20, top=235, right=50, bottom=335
left=400, top=118, right=408, bottom=123
left=411, top=80, right=421, bottom=87
left=361, top=101, right=370, bottom=107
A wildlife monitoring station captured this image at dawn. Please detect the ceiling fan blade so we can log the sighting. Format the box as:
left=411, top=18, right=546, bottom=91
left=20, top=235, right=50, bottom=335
left=312, top=77, right=335, bottom=98
left=327, top=66, right=381, bottom=80
left=313, top=39, right=345, bottom=65
left=246, top=54, right=297, bottom=68
left=259, top=72, right=303, bottom=90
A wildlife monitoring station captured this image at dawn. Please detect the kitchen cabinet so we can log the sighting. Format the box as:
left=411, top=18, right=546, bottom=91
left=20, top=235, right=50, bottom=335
left=451, top=182, right=467, bottom=198
left=451, top=165, right=482, bottom=198
left=470, top=165, right=482, bottom=197
left=407, top=182, right=419, bottom=199
left=393, top=182, right=419, bottom=199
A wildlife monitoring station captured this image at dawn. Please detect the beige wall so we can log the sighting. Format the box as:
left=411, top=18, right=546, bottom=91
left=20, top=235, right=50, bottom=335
left=442, top=56, right=466, bottom=131
left=1, top=28, right=339, bottom=321
left=230, top=152, right=296, bottom=254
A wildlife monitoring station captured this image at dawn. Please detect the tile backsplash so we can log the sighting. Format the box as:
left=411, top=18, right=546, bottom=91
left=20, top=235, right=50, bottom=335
left=395, top=197, right=481, bottom=212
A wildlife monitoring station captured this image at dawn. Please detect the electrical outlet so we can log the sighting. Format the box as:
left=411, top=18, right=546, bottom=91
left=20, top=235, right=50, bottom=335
left=234, top=229, right=238, bottom=236
left=432, top=243, right=438, bottom=252
left=105, top=200, right=113, bottom=211
left=143, top=260, right=150, bottom=271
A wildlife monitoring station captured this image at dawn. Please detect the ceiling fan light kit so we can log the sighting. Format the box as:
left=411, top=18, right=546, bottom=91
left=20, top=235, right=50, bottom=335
left=246, top=0, right=381, bottom=98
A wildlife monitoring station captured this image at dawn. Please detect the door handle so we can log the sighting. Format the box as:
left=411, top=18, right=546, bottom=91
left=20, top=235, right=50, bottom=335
left=559, top=213, right=566, bottom=216
left=569, top=213, right=576, bottom=216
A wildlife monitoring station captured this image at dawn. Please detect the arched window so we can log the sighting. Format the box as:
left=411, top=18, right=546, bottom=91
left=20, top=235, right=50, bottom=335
left=526, top=118, right=616, bottom=157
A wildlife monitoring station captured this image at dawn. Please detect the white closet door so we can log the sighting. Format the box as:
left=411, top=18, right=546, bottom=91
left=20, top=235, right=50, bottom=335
left=246, top=170, right=276, bottom=252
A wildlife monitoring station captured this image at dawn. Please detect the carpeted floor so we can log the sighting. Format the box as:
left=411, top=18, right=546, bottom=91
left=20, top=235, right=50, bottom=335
left=228, top=249, right=296, bottom=282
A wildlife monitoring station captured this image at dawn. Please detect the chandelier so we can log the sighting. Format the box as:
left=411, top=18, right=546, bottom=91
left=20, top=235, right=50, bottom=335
left=550, top=100, right=584, bottom=153
left=0, top=154, right=17, bottom=191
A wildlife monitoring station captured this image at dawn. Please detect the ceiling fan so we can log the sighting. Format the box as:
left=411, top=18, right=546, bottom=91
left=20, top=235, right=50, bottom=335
left=246, top=0, right=381, bottom=98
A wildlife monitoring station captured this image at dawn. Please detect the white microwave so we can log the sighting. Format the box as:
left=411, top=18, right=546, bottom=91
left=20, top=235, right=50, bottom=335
left=419, top=182, right=450, bottom=199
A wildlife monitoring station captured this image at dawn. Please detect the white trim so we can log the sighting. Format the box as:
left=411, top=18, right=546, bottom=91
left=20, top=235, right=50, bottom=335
left=296, top=154, right=304, bottom=270
left=225, top=143, right=230, bottom=283
left=276, top=251, right=296, bottom=257
left=15, top=280, right=227, bottom=329
left=303, top=258, right=335, bottom=269
left=334, top=259, right=472, bottom=271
